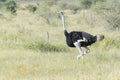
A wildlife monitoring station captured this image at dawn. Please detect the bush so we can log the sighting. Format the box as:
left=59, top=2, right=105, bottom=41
left=94, top=38, right=120, bottom=49
left=0, top=0, right=6, bottom=2
left=45, top=0, right=58, bottom=6
left=80, top=0, right=92, bottom=9
left=36, top=2, right=59, bottom=25
left=105, top=2, right=120, bottom=30
left=58, top=2, right=67, bottom=9
left=92, top=1, right=120, bottom=30
left=57, top=2, right=80, bottom=14
left=5, top=0, right=17, bottom=13
left=79, top=0, right=106, bottom=9
left=24, top=40, right=68, bottom=52
left=26, top=4, right=37, bottom=13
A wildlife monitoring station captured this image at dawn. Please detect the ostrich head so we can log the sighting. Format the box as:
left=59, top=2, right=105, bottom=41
left=60, top=12, right=64, bottom=15
left=96, top=34, right=104, bottom=41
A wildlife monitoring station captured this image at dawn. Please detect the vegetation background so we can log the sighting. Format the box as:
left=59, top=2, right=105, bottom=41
left=0, top=0, right=120, bottom=80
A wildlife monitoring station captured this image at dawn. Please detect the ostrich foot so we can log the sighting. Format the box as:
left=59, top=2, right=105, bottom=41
left=77, top=54, right=83, bottom=60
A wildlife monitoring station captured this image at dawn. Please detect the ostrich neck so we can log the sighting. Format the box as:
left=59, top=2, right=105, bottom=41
left=61, top=14, right=67, bottom=31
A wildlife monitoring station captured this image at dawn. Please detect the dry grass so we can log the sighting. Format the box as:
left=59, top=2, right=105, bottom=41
left=0, top=49, right=120, bottom=80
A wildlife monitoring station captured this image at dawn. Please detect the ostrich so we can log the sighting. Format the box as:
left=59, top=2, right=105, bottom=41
left=60, top=12, right=104, bottom=60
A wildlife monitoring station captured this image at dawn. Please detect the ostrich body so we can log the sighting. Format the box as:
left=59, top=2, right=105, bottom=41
left=60, top=12, right=104, bottom=59
left=64, top=31, right=97, bottom=47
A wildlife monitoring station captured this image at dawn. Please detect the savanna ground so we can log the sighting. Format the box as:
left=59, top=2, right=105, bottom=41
left=0, top=0, right=120, bottom=80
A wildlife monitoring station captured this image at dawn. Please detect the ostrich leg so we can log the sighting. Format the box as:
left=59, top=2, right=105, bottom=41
left=84, top=46, right=90, bottom=55
left=74, top=42, right=83, bottom=60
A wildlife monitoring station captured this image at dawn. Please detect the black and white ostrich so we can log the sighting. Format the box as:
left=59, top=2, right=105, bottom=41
left=60, top=12, right=104, bottom=59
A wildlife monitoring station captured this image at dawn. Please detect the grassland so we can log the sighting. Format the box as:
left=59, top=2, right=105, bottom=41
left=0, top=1, right=120, bottom=80
left=0, top=49, right=120, bottom=80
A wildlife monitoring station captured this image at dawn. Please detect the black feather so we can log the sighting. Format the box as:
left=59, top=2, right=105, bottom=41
left=64, top=31, right=97, bottom=47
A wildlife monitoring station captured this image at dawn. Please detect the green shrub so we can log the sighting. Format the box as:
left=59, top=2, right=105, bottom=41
left=0, top=34, right=23, bottom=49
left=58, top=2, right=67, bottom=9
left=94, top=38, right=120, bottom=49
left=26, top=4, right=37, bottom=13
left=5, top=0, right=17, bottom=13
left=36, top=3, right=59, bottom=25
left=80, top=0, right=92, bottom=9
left=92, top=1, right=120, bottom=30
left=0, top=0, right=6, bottom=2
left=24, top=40, right=68, bottom=52
left=79, top=0, right=106, bottom=9
left=58, top=2, right=80, bottom=12
left=45, top=0, right=58, bottom=6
